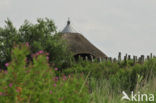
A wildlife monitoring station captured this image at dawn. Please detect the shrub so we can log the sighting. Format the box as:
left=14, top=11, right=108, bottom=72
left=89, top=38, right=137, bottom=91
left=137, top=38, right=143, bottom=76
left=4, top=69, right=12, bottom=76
left=0, top=44, right=89, bottom=103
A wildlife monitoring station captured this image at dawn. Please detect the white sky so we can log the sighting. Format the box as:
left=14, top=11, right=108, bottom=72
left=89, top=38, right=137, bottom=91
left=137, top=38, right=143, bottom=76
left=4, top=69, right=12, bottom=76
left=0, top=0, right=156, bottom=58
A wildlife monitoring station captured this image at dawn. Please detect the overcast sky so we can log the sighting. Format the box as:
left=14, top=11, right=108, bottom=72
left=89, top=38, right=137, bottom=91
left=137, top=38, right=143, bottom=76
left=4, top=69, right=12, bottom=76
left=0, top=0, right=156, bottom=58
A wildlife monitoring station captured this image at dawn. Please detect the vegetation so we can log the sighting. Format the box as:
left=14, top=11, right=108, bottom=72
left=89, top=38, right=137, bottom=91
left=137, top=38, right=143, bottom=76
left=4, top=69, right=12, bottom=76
left=0, top=19, right=156, bottom=103
left=0, top=44, right=89, bottom=103
left=0, top=18, right=73, bottom=69
left=62, top=57, right=156, bottom=102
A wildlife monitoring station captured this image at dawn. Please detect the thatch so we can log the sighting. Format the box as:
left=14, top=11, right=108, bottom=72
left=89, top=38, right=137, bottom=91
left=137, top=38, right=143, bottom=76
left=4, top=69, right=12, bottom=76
left=61, top=33, right=107, bottom=59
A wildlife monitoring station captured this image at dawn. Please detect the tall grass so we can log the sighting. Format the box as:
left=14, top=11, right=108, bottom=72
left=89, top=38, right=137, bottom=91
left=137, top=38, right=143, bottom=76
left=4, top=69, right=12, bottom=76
left=89, top=73, right=156, bottom=103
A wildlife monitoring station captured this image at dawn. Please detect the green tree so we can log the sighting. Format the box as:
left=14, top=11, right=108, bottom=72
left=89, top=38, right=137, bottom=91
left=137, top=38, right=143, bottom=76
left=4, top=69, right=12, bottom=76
left=0, top=18, right=73, bottom=69
left=0, top=19, right=19, bottom=69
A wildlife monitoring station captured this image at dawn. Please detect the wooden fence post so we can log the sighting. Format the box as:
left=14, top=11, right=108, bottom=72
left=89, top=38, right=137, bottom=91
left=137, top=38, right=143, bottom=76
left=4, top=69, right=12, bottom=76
left=141, top=55, right=144, bottom=64
left=150, top=53, right=153, bottom=59
left=138, top=57, right=141, bottom=64
left=133, top=56, right=136, bottom=64
left=147, top=56, right=150, bottom=61
left=124, top=54, right=127, bottom=63
left=118, top=52, right=121, bottom=63
left=113, top=58, right=117, bottom=63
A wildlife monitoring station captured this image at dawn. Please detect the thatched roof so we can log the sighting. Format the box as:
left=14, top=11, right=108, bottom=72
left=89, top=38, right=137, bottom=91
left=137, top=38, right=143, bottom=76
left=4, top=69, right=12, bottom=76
left=61, top=20, right=107, bottom=59
left=61, top=33, right=107, bottom=59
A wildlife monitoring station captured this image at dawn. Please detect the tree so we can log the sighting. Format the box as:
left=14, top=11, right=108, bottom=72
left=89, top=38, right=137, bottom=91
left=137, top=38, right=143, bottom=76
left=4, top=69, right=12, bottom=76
left=0, top=18, right=73, bottom=69
left=0, top=19, right=19, bottom=69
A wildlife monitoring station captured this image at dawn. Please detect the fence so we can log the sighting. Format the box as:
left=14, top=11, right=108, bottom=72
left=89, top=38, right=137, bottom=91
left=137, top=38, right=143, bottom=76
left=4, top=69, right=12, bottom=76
left=84, top=52, right=155, bottom=64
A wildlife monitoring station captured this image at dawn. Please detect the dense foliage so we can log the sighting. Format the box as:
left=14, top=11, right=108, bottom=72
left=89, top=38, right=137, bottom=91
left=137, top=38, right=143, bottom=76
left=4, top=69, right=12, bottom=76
left=0, top=18, right=72, bottom=69
left=0, top=44, right=89, bottom=103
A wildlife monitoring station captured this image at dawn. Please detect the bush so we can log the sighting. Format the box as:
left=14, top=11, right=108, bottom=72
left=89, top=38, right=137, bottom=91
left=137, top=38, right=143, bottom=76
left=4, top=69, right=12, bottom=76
left=0, top=44, right=89, bottom=103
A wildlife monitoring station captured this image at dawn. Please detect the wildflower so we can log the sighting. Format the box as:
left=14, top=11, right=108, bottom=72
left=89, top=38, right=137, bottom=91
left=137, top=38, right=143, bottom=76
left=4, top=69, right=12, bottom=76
left=53, top=84, right=56, bottom=87
left=26, top=42, right=29, bottom=47
left=68, top=75, right=71, bottom=78
left=0, top=92, right=2, bottom=96
left=49, top=90, right=52, bottom=94
left=36, top=52, right=40, bottom=56
left=26, top=70, right=30, bottom=73
left=4, top=70, right=8, bottom=74
left=9, top=83, right=13, bottom=87
left=63, top=75, right=67, bottom=81
left=45, top=53, right=49, bottom=56
left=46, top=56, right=49, bottom=60
left=5, top=63, right=9, bottom=67
left=16, top=87, right=22, bottom=93
left=39, top=50, right=44, bottom=54
left=55, top=68, right=58, bottom=71
left=54, top=77, right=59, bottom=82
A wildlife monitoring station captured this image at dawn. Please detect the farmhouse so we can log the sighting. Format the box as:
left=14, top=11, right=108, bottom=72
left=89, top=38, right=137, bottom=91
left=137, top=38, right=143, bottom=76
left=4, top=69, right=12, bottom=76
left=61, top=20, right=107, bottom=60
